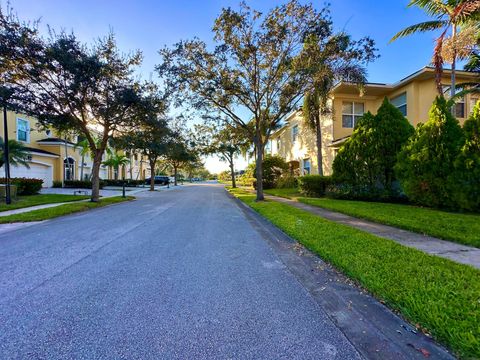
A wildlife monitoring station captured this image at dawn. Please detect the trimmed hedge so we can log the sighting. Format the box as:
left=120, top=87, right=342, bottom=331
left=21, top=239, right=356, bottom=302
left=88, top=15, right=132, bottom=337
left=102, top=179, right=143, bottom=187
left=298, top=175, right=332, bottom=197
left=0, top=177, right=43, bottom=195
left=63, top=180, right=105, bottom=189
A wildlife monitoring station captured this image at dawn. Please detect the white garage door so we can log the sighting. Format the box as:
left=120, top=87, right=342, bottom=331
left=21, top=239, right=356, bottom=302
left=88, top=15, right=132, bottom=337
left=10, top=163, right=53, bottom=187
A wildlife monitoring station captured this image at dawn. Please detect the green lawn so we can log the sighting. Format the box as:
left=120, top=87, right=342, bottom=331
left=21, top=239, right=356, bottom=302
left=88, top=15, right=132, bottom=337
left=0, top=196, right=134, bottom=223
left=0, top=194, right=91, bottom=212
left=229, top=187, right=480, bottom=358
left=264, top=188, right=480, bottom=249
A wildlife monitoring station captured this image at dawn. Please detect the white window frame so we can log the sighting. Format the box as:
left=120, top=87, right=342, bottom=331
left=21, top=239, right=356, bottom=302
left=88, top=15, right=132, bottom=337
left=342, top=102, right=364, bottom=128
left=390, top=92, right=407, bottom=116
left=470, top=97, right=479, bottom=115
left=16, top=118, right=30, bottom=143
left=443, top=85, right=465, bottom=118
left=303, top=158, right=311, bottom=175
left=292, top=125, right=299, bottom=142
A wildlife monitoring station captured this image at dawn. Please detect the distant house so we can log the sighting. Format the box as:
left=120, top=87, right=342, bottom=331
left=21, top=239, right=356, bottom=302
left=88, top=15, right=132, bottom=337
left=269, top=67, right=479, bottom=176
left=0, top=111, right=151, bottom=186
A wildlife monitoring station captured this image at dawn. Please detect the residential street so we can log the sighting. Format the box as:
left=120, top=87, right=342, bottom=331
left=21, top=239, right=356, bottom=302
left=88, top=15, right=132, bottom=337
left=0, top=183, right=361, bottom=359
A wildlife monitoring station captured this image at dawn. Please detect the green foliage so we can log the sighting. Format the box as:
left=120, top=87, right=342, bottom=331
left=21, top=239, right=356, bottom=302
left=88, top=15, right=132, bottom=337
left=396, top=97, right=464, bottom=208
left=0, top=194, right=90, bottom=212
left=0, top=137, right=30, bottom=168
left=52, top=181, right=63, bottom=188
left=254, top=155, right=289, bottom=189
left=451, top=101, right=480, bottom=211
left=332, top=98, right=414, bottom=199
left=218, top=170, right=231, bottom=182
left=276, top=174, right=298, bottom=189
left=298, top=175, right=332, bottom=197
left=102, top=179, right=143, bottom=187
left=0, top=177, right=43, bottom=195
left=230, top=187, right=480, bottom=358
left=63, top=180, right=104, bottom=189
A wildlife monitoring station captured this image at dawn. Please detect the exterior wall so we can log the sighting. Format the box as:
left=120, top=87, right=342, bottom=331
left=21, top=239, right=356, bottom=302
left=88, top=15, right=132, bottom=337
left=270, top=110, right=335, bottom=176
left=271, top=68, right=478, bottom=177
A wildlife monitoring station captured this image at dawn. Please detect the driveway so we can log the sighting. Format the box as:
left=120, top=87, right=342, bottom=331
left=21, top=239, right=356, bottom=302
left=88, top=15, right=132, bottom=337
left=0, top=183, right=361, bottom=359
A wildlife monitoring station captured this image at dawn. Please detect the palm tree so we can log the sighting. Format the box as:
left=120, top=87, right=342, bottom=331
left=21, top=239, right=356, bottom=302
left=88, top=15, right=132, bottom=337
left=300, top=32, right=376, bottom=175
left=0, top=137, right=30, bottom=169
left=391, top=0, right=480, bottom=97
left=75, top=138, right=92, bottom=181
left=102, top=151, right=130, bottom=180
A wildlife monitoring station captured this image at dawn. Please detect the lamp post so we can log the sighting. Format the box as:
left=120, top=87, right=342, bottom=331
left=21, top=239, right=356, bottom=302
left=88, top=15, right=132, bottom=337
left=2, top=98, right=11, bottom=205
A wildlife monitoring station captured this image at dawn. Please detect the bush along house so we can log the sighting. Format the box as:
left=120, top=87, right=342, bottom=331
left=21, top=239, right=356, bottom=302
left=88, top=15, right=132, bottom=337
left=269, top=67, right=479, bottom=176
left=0, top=110, right=152, bottom=187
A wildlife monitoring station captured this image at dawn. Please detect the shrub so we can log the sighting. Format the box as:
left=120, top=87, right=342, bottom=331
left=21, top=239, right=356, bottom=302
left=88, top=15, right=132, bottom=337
left=298, top=175, right=332, bottom=197
left=102, top=179, right=143, bottom=187
left=396, top=97, right=464, bottom=209
left=325, top=182, right=407, bottom=203
left=0, top=177, right=43, bottom=195
left=64, top=180, right=105, bottom=189
left=276, top=174, right=298, bottom=189
left=451, top=101, right=480, bottom=211
left=253, top=155, right=289, bottom=189
left=333, top=98, right=414, bottom=198
left=52, top=181, right=63, bottom=188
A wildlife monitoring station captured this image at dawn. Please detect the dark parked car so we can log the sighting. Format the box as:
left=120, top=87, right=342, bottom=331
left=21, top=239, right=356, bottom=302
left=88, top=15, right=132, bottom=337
left=145, top=176, right=170, bottom=185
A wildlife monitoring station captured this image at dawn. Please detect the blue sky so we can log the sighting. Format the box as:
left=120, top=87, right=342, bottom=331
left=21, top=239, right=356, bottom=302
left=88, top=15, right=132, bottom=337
left=4, top=0, right=440, bottom=172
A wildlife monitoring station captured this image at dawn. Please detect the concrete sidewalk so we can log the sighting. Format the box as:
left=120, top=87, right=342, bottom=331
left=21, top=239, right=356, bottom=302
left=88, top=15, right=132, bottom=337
left=0, top=186, right=174, bottom=218
left=264, top=194, right=480, bottom=270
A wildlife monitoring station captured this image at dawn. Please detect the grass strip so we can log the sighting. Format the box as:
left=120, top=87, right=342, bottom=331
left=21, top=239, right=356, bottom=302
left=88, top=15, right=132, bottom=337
left=230, top=187, right=480, bottom=358
left=264, top=188, right=480, bottom=249
left=0, top=196, right=134, bottom=223
left=0, top=194, right=90, bottom=212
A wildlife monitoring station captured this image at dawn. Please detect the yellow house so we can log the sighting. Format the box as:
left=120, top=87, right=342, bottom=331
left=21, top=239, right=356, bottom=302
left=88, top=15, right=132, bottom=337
left=270, top=67, right=479, bottom=176
left=0, top=110, right=151, bottom=186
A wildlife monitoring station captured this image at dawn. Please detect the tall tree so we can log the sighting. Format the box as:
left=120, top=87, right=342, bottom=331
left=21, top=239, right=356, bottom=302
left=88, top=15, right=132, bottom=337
left=390, top=0, right=480, bottom=96
left=0, top=10, right=144, bottom=201
left=299, top=29, right=377, bottom=175
left=114, top=93, right=171, bottom=191
left=158, top=1, right=326, bottom=200
left=164, top=134, right=197, bottom=187
left=194, top=121, right=248, bottom=188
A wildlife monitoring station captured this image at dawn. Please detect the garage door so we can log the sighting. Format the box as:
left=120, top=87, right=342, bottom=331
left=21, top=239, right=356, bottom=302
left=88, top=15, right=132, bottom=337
left=10, top=163, right=53, bottom=187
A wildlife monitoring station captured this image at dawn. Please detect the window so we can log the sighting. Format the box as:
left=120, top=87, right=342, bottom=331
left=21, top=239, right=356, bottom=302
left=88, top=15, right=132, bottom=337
left=16, top=118, right=30, bottom=142
left=292, top=125, right=299, bottom=142
left=64, top=157, right=75, bottom=181
left=303, top=158, right=311, bottom=175
left=390, top=92, right=407, bottom=116
left=342, top=102, right=364, bottom=128
left=443, top=85, right=465, bottom=118
left=470, top=97, right=479, bottom=115
left=276, top=138, right=281, bottom=152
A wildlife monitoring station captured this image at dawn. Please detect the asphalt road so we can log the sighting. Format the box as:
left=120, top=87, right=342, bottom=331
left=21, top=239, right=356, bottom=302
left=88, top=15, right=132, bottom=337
left=0, top=183, right=361, bottom=359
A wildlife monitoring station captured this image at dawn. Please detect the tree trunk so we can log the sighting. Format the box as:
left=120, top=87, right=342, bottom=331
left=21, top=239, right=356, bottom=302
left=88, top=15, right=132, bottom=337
left=174, top=165, right=178, bottom=186
left=80, top=154, right=85, bottom=181
left=229, top=157, right=236, bottom=188
left=90, top=149, right=103, bottom=202
left=254, top=133, right=264, bottom=201
left=450, top=24, right=457, bottom=116
left=149, top=159, right=156, bottom=191
left=315, top=115, right=323, bottom=176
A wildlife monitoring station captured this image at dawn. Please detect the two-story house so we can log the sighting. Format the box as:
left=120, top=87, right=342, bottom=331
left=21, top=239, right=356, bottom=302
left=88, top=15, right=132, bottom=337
left=269, top=67, right=479, bottom=176
left=1, top=110, right=151, bottom=186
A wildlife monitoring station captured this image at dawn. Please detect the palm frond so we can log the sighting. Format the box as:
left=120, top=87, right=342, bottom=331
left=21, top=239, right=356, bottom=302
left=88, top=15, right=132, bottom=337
left=390, top=20, right=448, bottom=42
left=408, top=0, right=452, bottom=16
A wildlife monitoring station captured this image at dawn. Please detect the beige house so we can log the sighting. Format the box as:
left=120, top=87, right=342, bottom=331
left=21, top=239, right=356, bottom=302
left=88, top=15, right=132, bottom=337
left=1, top=110, right=151, bottom=186
left=269, top=67, right=479, bottom=176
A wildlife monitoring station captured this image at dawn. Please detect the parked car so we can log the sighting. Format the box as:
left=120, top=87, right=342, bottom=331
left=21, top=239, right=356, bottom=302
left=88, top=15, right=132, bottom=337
left=145, top=176, right=170, bottom=185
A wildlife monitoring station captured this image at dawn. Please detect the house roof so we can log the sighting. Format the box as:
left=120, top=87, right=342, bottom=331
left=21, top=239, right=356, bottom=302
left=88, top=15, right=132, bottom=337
left=331, top=66, right=478, bottom=96
left=37, top=137, right=76, bottom=146
left=25, top=147, right=60, bottom=157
